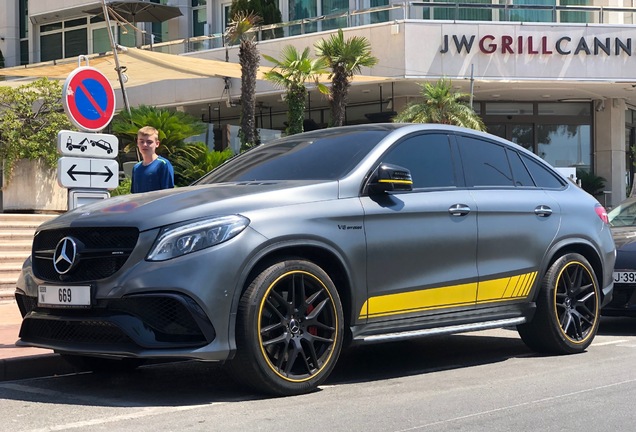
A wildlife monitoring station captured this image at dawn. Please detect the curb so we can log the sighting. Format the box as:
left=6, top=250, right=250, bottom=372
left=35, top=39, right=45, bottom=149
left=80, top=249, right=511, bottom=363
left=0, top=353, right=76, bottom=382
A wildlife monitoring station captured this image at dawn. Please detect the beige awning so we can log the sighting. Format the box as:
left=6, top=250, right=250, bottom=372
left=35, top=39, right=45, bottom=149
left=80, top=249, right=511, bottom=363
left=0, top=47, right=392, bottom=88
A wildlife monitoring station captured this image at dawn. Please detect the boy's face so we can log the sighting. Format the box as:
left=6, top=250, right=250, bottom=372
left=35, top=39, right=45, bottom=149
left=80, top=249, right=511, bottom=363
left=137, top=133, right=160, bottom=156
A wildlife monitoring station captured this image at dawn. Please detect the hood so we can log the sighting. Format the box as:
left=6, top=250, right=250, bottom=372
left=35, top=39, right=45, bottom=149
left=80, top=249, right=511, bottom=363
left=611, top=226, right=636, bottom=250
left=41, top=180, right=339, bottom=232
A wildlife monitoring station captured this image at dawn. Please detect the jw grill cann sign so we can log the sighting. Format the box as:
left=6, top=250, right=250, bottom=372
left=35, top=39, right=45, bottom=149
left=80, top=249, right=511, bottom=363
left=440, top=34, right=634, bottom=56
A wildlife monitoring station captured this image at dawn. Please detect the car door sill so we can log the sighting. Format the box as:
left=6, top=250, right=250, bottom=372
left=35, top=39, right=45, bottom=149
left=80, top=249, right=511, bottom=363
left=356, top=317, right=527, bottom=344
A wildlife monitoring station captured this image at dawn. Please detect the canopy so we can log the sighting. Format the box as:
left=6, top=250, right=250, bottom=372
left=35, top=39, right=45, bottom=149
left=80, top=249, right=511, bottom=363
left=0, top=47, right=392, bottom=89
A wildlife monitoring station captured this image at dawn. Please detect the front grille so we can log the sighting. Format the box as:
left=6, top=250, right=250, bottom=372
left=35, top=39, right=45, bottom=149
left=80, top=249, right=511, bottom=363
left=32, top=227, right=139, bottom=283
left=20, top=319, right=134, bottom=345
left=107, top=296, right=206, bottom=343
left=16, top=293, right=38, bottom=317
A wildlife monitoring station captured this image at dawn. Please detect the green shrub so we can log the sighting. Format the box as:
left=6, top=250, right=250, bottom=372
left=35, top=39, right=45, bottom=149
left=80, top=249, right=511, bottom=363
left=111, top=177, right=131, bottom=196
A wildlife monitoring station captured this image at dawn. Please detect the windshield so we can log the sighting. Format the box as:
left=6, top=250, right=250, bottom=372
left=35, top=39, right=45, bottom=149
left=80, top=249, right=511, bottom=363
left=608, top=200, right=636, bottom=227
left=194, top=127, right=393, bottom=184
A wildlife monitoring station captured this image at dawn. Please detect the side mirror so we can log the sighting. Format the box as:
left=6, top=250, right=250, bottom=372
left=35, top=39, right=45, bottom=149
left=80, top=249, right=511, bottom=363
left=368, top=163, right=413, bottom=194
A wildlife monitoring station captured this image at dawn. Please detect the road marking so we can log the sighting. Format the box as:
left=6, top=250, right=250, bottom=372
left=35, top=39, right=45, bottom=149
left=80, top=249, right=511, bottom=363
left=0, top=382, right=232, bottom=432
left=591, top=339, right=629, bottom=346
left=391, top=377, right=636, bottom=431
left=22, top=405, right=215, bottom=432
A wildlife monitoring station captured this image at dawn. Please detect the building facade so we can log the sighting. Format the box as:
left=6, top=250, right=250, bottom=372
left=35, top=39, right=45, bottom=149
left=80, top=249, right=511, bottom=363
left=1, top=0, right=636, bottom=207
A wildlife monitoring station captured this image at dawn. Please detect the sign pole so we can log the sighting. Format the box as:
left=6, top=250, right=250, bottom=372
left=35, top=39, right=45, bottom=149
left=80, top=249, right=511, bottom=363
left=101, top=0, right=140, bottom=161
left=101, top=0, right=131, bottom=118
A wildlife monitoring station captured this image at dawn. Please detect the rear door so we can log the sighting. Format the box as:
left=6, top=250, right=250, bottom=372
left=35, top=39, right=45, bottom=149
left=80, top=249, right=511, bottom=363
left=455, top=134, right=562, bottom=306
left=360, top=132, right=478, bottom=322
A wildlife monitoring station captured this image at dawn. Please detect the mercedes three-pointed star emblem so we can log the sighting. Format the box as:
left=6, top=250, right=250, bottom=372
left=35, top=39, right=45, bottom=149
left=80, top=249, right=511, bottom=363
left=53, top=237, right=78, bottom=275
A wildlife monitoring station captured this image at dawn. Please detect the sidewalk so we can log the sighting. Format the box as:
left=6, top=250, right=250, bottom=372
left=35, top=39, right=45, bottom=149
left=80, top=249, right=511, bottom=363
left=0, top=299, right=75, bottom=381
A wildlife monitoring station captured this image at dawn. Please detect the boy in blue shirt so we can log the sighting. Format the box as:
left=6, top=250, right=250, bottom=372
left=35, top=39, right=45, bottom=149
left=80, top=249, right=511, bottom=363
left=131, top=126, right=175, bottom=193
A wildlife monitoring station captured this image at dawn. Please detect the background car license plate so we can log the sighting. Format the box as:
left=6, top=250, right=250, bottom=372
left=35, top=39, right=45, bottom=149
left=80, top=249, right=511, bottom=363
left=614, top=272, right=636, bottom=284
left=38, top=285, right=91, bottom=307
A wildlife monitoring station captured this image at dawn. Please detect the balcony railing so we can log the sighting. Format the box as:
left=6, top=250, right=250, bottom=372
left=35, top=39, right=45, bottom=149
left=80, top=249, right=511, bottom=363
left=141, top=1, right=636, bottom=55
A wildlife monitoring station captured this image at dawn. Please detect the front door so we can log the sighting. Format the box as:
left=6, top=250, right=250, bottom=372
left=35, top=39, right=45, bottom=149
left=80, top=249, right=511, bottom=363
left=360, top=132, right=479, bottom=322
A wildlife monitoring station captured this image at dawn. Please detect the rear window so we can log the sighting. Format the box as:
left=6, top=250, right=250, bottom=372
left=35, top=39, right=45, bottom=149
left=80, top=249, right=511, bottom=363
left=195, top=129, right=390, bottom=184
left=458, top=136, right=514, bottom=187
left=520, top=154, right=566, bottom=189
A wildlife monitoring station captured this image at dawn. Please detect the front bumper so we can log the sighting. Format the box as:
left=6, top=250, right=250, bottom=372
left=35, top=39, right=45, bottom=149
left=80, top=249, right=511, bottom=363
left=15, top=291, right=216, bottom=356
left=14, top=225, right=267, bottom=361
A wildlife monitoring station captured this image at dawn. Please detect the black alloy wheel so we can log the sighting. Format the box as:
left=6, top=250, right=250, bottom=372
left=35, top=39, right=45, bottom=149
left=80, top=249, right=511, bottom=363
left=554, top=259, right=599, bottom=343
left=518, top=253, right=600, bottom=354
left=229, top=259, right=344, bottom=396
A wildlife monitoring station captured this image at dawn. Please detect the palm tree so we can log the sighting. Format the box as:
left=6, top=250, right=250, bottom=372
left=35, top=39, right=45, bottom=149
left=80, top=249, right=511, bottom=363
left=394, top=79, right=485, bottom=131
left=226, top=12, right=263, bottom=150
left=229, top=0, right=283, bottom=40
left=314, top=28, right=378, bottom=127
left=263, top=46, right=328, bottom=135
left=172, top=144, right=234, bottom=186
left=111, top=105, right=207, bottom=158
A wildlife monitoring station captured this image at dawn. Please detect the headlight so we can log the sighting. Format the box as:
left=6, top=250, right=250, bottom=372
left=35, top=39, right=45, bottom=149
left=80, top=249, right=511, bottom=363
left=147, top=215, right=250, bottom=261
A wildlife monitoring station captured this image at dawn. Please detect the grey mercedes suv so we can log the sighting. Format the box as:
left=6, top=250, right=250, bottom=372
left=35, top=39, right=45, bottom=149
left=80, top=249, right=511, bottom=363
left=15, top=123, right=615, bottom=396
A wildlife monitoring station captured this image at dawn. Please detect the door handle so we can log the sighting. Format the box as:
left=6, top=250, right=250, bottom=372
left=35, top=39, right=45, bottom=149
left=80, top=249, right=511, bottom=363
left=534, top=205, right=553, bottom=217
left=449, top=204, right=471, bottom=216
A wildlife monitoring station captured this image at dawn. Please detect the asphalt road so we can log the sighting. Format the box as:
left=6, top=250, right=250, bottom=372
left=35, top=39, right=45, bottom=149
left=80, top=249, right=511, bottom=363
left=2, top=317, right=636, bottom=432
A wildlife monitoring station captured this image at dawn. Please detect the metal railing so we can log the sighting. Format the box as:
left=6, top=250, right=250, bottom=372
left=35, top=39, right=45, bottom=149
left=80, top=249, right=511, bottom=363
left=140, top=1, right=636, bottom=55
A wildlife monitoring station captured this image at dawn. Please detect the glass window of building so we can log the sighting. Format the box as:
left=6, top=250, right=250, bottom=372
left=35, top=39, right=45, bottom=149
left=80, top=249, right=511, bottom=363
left=322, top=0, right=349, bottom=30
left=289, top=0, right=318, bottom=33
left=40, top=33, right=63, bottom=62
left=92, top=27, right=111, bottom=54
left=19, top=0, right=28, bottom=64
left=509, top=0, right=554, bottom=23
left=151, top=21, right=168, bottom=44
left=223, top=3, right=232, bottom=30
left=537, top=124, right=591, bottom=170
left=420, top=0, right=493, bottom=21
left=118, top=27, right=137, bottom=48
left=483, top=102, right=591, bottom=172
left=370, top=0, right=389, bottom=23
left=65, top=28, right=88, bottom=58
left=560, top=0, right=590, bottom=23
left=40, top=19, right=90, bottom=62
left=193, top=0, right=207, bottom=37
left=89, top=16, right=110, bottom=54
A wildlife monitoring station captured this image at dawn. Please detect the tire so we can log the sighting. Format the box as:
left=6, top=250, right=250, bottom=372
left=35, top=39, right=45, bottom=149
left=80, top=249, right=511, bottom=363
left=60, top=354, right=146, bottom=373
left=518, top=253, right=600, bottom=354
left=228, top=259, right=344, bottom=396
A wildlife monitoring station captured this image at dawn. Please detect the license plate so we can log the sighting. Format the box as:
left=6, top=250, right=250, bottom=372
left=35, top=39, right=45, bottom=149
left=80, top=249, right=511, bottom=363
left=613, top=272, right=636, bottom=284
left=38, top=285, right=91, bottom=307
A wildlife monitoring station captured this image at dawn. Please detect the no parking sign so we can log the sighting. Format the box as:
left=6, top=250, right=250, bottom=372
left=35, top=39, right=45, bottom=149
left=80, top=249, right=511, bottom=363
left=62, top=67, right=116, bottom=132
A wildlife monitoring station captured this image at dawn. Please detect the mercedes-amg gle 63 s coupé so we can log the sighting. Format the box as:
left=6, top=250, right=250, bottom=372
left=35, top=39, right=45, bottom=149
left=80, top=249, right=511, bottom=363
left=15, top=124, right=615, bottom=396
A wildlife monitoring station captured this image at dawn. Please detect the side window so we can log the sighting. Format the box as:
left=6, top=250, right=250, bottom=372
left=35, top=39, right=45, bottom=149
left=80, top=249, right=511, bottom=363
left=520, top=154, right=566, bottom=189
left=458, top=136, right=514, bottom=187
left=507, top=149, right=535, bottom=187
left=382, top=133, right=455, bottom=189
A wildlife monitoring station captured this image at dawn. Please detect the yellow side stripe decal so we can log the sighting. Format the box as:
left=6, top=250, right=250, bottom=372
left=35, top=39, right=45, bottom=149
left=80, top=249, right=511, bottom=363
left=362, top=282, right=477, bottom=319
left=477, top=272, right=537, bottom=302
left=359, top=271, right=537, bottom=320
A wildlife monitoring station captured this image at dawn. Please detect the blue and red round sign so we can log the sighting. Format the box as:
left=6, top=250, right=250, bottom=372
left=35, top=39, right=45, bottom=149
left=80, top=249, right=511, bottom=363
left=63, top=67, right=116, bottom=132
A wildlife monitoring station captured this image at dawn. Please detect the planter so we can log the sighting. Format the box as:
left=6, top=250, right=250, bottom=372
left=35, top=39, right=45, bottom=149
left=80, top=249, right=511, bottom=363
left=1, top=159, right=67, bottom=212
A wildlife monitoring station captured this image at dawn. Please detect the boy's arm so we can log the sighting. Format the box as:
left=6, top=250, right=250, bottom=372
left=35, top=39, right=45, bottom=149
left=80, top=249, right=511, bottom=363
left=163, top=161, right=175, bottom=189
